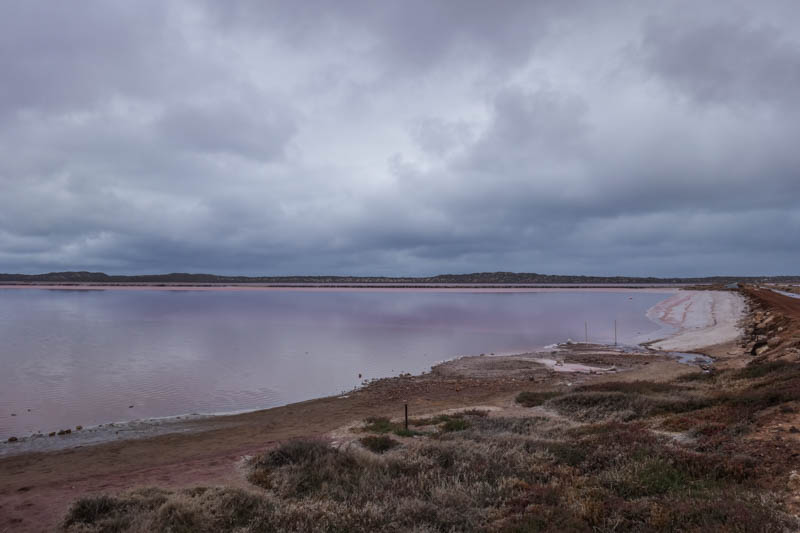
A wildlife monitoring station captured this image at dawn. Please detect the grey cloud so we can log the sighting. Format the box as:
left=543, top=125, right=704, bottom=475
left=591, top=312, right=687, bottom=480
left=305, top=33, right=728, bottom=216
left=0, top=1, right=179, bottom=116
left=201, top=0, right=573, bottom=74
left=157, top=98, right=296, bottom=161
left=0, top=1, right=799, bottom=277
left=638, top=15, right=800, bottom=107
left=410, top=118, right=475, bottom=157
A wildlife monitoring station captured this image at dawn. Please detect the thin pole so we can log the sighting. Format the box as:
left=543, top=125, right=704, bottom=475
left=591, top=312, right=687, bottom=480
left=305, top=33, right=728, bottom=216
left=614, top=320, right=617, bottom=346
left=585, top=321, right=588, bottom=343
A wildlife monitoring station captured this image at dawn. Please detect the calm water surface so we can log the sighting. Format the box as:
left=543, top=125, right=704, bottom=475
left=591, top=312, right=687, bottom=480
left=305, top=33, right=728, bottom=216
left=0, top=289, right=671, bottom=438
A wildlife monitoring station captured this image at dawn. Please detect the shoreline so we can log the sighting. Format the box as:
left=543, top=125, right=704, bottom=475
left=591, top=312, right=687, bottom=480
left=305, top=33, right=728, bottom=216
left=0, top=344, right=710, bottom=459
left=0, top=288, right=739, bottom=456
left=0, top=340, right=734, bottom=532
left=0, top=289, right=754, bottom=531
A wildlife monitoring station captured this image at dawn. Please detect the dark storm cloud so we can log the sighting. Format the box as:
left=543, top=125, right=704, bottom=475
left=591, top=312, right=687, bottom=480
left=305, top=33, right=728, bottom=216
left=639, top=15, right=800, bottom=107
left=0, top=0, right=799, bottom=276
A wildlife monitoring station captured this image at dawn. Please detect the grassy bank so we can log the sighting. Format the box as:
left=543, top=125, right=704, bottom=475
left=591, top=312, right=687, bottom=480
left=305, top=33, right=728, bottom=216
left=62, top=364, right=800, bottom=532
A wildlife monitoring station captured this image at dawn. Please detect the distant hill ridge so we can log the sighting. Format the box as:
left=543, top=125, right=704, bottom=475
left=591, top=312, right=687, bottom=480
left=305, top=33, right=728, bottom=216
left=0, top=271, right=798, bottom=284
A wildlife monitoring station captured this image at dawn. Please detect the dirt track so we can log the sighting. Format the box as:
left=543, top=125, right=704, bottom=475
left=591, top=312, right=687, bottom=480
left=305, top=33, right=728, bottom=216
left=749, top=287, right=800, bottom=321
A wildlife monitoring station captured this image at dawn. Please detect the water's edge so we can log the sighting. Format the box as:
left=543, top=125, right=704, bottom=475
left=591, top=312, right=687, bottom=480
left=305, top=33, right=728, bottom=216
left=0, top=289, right=705, bottom=457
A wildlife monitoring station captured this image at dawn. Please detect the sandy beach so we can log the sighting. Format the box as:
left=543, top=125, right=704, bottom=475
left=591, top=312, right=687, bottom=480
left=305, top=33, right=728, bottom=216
left=646, top=290, right=746, bottom=351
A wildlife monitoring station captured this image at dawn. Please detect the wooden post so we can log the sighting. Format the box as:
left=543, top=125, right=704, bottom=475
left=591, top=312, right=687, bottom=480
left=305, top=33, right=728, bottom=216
left=404, top=402, right=408, bottom=430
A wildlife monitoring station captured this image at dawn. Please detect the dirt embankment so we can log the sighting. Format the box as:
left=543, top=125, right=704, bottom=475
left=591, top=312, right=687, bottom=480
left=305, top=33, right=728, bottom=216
left=741, top=287, right=800, bottom=360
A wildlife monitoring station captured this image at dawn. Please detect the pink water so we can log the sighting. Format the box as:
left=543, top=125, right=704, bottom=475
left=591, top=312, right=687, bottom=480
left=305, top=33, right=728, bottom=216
left=0, top=288, right=671, bottom=439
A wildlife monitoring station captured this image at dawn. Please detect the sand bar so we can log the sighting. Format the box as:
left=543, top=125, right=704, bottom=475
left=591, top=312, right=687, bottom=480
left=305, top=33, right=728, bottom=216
left=647, top=290, right=746, bottom=351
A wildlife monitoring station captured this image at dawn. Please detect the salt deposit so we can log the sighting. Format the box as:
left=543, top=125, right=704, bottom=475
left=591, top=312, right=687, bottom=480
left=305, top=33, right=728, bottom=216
left=648, top=291, right=746, bottom=351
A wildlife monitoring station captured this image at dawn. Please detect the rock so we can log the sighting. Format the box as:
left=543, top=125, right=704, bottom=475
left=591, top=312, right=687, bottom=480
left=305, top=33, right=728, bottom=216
left=790, top=426, right=800, bottom=434
left=768, top=337, right=782, bottom=348
left=48, top=432, right=56, bottom=437
left=76, top=425, right=83, bottom=431
left=755, top=344, right=770, bottom=355
left=789, top=471, right=800, bottom=492
left=7, top=436, right=18, bottom=442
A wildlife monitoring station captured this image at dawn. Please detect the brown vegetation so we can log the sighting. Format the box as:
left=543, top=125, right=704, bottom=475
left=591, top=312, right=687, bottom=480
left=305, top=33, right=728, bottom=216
left=63, top=395, right=799, bottom=531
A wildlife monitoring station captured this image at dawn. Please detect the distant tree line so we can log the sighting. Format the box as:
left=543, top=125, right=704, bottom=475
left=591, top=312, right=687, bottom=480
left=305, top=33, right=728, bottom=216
left=0, top=271, right=797, bottom=284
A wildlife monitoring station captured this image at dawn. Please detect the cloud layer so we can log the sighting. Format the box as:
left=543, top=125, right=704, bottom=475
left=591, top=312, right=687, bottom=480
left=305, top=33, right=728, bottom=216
left=1, top=0, right=799, bottom=276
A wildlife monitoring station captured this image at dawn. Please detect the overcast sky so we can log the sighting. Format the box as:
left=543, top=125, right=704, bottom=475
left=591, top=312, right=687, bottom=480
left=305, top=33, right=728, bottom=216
left=1, top=1, right=799, bottom=276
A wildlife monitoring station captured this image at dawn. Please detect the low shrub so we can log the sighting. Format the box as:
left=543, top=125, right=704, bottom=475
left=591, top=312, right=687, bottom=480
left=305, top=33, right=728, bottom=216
left=360, top=435, right=399, bottom=454
left=64, top=421, right=799, bottom=533
left=63, top=495, right=121, bottom=527
left=468, top=416, right=549, bottom=436
left=515, top=390, right=561, bottom=407
left=441, top=418, right=470, bottom=432
left=409, top=413, right=460, bottom=426
left=63, top=487, right=270, bottom=533
left=550, top=391, right=655, bottom=421
left=576, top=380, right=682, bottom=395
left=735, top=360, right=797, bottom=380
left=677, top=370, right=717, bottom=382
left=362, top=416, right=397, bottom=434
left=258, top=439, right=338, bottom=468
left=249, top=440, right=361, bottom=499
left=460, top=408, right=489, bottom=417
left=393, top=427, right=423, bottom=437
left=540, top=441, right=587, bottom=467
left=604, top=457, right=688, bottom=498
